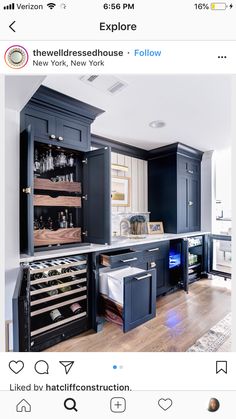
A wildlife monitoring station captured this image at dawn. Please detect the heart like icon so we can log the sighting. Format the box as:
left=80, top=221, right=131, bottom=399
left=158, top=398, right=173, bottom=411
left=9, top=360, right=24, bottom=374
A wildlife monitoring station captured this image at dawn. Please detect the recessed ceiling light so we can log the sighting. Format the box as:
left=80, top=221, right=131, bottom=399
left=149, top=120, right=166, bottom=128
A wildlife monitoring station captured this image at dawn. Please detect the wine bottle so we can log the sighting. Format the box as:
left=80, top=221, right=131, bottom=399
left=60, top=211, right=65, bottom=228
left=49, top=309, right=64, bottom=323
left=31, top=272, right=44, bottom=281
left=31, top=281, right=59, bottom=296
left=69, top=302, right=82, bottom=315
left=57, top=279, right=71, bottom=293
left=69, top=212, right=74, bottom=228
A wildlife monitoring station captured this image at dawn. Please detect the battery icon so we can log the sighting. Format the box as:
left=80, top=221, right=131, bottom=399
left=211, top=2, right=227, bottom=9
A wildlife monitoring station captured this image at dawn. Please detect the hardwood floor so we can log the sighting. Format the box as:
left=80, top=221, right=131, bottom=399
left=45, top=277, right=231, bottom=352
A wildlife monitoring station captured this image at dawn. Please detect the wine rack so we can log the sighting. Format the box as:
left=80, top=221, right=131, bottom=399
left=26, top=255, right=89, bottom=348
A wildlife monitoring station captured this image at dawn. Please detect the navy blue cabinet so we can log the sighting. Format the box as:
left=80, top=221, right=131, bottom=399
left=22, top=86, right=104, bottom=151
left=20, top=86, right=111, bottom=255
left=148, top=143, right=203, bottom=234
left=123, top=269, right=156, bottom=332
left=143, top=242, right=170, bottom=296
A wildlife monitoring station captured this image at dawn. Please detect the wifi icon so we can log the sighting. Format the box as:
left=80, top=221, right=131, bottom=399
left=47, top=2, right=56, bottom=9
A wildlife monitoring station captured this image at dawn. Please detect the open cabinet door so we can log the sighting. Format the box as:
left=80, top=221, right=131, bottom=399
left=20, top=127, right=34, bottom=255
left=12, top=267, right=31, bottom=352
left=208, top=234, right=231, bottom=279
left=83, top=147, right=111, bottom=244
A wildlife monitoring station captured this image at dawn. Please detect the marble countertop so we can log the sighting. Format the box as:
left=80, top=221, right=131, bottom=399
left=20, top=231, right=209, bottom=263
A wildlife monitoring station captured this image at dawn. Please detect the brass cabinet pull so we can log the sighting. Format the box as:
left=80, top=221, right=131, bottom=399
left=147, top=247, right=160, bottom=252
left=134, top=273, right=152, bottom=281
left=22, top=187, right=31, bottom=194
left=121, top=257, right=138, bottom=262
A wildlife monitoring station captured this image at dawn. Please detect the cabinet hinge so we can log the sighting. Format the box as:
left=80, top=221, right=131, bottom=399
left=82, top=194, right=88, bottom=201
left=82, top=158, right=88, bottom=164
left=82, top=230, right=88, bottom=237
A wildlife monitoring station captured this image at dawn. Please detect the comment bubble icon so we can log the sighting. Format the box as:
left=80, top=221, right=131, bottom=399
left=34, top=360, right=49, bottom=375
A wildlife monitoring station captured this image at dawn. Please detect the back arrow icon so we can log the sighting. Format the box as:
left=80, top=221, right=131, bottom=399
left=9, top=21, right=16, bottom=32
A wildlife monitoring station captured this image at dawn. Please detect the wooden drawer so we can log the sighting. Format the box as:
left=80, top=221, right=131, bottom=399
left=34, top=178, right=82, bottom=193
left=34, top=195, right=82, bottom=207
left=143, top=240, right=169, bottom=259
left=34, top=227, right=81, bottom=246
left=100, top=249, right=141, bottom=267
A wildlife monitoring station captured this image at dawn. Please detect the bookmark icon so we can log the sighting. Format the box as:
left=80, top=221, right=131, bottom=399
left=59, top=361, right=74, bottom=375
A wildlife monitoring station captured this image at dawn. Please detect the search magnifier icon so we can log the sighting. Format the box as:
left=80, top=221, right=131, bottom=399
left=64, top=398, right=78, bottom=412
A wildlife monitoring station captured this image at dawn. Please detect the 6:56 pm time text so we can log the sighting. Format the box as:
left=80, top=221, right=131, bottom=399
left=103, top=3, right=135, bottom=10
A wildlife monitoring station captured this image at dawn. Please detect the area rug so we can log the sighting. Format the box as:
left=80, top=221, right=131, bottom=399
left=187, top=313, right=232, bottom=352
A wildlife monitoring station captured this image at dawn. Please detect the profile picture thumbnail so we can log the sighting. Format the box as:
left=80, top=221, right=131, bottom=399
left=208, top=398, right=220, bottom=412
left=4, top=45, right=29, bottom=69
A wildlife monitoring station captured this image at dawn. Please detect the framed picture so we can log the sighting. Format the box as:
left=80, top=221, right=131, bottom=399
left=111, top=176, right=131, bottom=207
left=147, top=221, right=164, bottom=235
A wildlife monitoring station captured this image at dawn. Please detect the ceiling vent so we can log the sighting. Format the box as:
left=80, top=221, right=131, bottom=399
left=79, top=75, right=128, bottom=95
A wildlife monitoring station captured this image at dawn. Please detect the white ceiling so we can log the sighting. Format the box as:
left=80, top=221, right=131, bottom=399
left=17, top=74, right=233, bottom=151
left=5, top=75, right=45, bottom=112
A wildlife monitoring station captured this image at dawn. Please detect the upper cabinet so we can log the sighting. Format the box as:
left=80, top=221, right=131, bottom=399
left=21, top=85, right=104, bottom=151
left=148, top=143, right=203, bottom=234
left=20, top=86, right=111, bottom=255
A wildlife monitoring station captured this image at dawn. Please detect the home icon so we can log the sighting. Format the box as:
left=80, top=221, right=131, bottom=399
left=16, top=399, right=31, bottom=413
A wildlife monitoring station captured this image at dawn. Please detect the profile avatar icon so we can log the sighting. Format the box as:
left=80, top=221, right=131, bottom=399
left=4, top=45, right=29, bottom=69
left=208, top=398, right=220, bottom=412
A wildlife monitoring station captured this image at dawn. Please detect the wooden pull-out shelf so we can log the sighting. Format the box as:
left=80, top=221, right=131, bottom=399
left=31, top=311, right=87, bottom=337
left=34, top=227, right=81, bottom=246
left=34, top=178, right=82, bottom=193
left=31, top=283, right=87, bottom=306
left=31, top=295, right=87, bottom=317
left=34, top=194, right=81, bottom=207
left=30, top=269, right=87, bottom=285
left=30, top=278, right=84, bottom=296
left=29, top=257, right=87, bottom=274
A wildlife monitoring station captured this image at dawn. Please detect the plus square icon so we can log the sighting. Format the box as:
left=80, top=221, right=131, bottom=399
left=110, top=397, right=126, bottom=413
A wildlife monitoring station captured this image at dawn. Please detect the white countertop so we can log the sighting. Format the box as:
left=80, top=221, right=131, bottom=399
left=20, top=231, right=209, bottom=263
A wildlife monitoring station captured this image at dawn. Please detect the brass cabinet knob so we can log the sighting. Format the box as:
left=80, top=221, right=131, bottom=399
left=58, top=136, right=64, bottom=141
left=22, top=187, right=31, bottom=194
left=49, top=134, right=56, bottom=139
left=188, top=200, right=194, bottom=206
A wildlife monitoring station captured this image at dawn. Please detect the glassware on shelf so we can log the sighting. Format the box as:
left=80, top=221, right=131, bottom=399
left=68, top=154, right=74, bottom=167
left=47, top=149, right=54, bottom=171
left=69, top=173, right=74, bottom=182
left=34, top=149, right=41, bottom=174
left=58, top=152, right=67, bottom=168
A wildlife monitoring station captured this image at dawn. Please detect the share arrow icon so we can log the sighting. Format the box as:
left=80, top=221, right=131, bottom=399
left=59, top=361, right=74, bottom=374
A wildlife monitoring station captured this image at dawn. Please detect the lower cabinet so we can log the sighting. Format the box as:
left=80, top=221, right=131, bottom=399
left=142, top=242, right=171, bottom=297
left=123, top=269, right=156, bottom=332
left=98, top=263, right=156, bottom=333
left=13, top=255, right=89, bottom=352
left=98, top=242, right=171, bottom=332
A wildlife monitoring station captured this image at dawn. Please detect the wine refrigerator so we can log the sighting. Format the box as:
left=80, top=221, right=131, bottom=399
left=13, top=255, right=90, bottom=351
